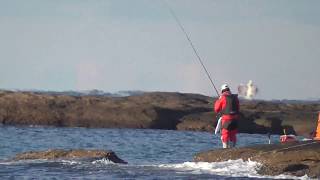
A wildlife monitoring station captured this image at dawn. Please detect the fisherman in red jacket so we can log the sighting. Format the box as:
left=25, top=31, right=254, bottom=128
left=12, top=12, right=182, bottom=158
left=214, top=84, right=240, bottom=148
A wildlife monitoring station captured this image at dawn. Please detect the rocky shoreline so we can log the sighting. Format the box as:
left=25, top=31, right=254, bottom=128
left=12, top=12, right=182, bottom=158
left=194, top=141, right=320, bottom=178
left=0, top=90, right=318, bottom=136
left=1, top=90, right=319, bottom=178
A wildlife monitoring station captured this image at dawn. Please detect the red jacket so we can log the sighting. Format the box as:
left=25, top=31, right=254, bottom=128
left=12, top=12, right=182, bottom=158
left=214, top=91, right=240, bottom=120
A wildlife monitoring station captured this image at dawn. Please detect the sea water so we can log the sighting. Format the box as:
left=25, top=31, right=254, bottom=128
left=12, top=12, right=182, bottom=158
left=0, top=126, right=309, bottom=179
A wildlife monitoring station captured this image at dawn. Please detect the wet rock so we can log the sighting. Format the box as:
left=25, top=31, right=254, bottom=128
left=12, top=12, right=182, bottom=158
left=194, top=141, right=320, bottom=178
left=13, top=149, right=127, bottom=164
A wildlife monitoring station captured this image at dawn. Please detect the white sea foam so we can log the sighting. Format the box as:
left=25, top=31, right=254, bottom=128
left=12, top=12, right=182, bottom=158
left=92, top=158, right=115, bottom=165
left=0, top=161, right=15, bottom=165
left=0, top=159, right=49, bottom=165
left=60, top=160, right=81, bottom=165
left=157, top=159, right=311, bottom=180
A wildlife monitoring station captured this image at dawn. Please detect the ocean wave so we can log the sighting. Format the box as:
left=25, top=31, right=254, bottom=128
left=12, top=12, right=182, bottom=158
left=0, top=159, right=50, bottom=165
left=0, top=158, right=116, bottom=166
left=60, top=160, right=82, bottom=165
left=92, top=158, right=116, bottom=165
left=156, top=159, right=311, bottom=180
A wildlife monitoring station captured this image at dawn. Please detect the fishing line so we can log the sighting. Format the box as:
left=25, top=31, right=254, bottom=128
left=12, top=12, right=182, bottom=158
left=162, top=0, right=220, bottom=96
left=248, top=140, right=320, bottom=160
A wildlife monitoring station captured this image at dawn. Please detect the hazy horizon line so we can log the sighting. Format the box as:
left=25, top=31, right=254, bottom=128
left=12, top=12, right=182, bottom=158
left=1, top=87, right=319, bottom=102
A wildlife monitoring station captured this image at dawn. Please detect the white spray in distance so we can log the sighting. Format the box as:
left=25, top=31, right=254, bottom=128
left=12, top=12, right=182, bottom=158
left=238, top=80, right=258, bottom=100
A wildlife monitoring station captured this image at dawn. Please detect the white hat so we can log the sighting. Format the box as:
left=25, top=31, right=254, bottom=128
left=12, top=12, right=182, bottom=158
left=221, top=84, right=230, bottom=92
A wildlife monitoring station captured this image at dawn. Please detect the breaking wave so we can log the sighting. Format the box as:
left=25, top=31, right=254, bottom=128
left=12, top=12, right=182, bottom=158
left=156, top=159, right=311, bottom=180
left=92, top=158, right=115, bottom=165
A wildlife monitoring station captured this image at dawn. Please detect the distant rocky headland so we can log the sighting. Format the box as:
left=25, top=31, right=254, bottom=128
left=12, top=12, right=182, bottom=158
left=0, top=90, right=318, bottom=136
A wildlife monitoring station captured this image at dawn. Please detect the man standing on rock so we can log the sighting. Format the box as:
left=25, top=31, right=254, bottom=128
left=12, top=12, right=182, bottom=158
left=214, top=84, right=240, bottom=148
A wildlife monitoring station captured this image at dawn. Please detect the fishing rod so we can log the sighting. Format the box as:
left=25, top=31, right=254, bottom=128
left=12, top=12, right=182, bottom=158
left=163, top=0, right=220, bottom=97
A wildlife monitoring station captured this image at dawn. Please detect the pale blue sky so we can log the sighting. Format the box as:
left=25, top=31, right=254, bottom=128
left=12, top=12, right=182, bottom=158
left=0, top=0, right=319, bottom=100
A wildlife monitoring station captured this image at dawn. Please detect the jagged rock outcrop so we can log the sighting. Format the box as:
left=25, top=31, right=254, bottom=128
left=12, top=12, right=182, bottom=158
left=0, top=90, right=318, bottom=135
left=194, top=141, right=320, bottom=178
left=12, top=149, right=127, bottom=164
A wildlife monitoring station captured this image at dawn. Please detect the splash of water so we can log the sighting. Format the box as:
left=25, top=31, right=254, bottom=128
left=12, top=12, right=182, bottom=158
left=156, top=159, right=310, bottom=180
left=238, top=80, right=258, bottom=100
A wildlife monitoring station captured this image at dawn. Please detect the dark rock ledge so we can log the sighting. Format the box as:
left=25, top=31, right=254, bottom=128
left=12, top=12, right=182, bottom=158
left=11, top=149, right=127, bottom=164
left=194, top=141, right=320, bottom=178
